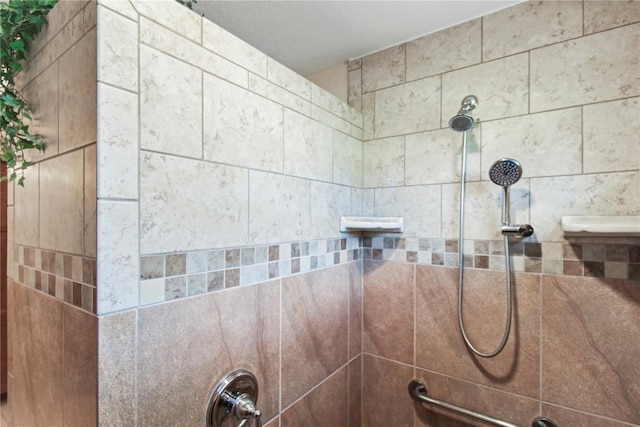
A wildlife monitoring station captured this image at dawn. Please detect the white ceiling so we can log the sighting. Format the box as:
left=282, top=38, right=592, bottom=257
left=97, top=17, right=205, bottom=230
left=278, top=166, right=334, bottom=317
left=193, top=1, right=523, bottom=76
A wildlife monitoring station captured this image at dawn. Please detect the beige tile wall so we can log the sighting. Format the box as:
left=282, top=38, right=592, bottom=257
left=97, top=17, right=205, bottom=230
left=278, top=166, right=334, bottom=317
left=11, top=0, right=630, bottom=426
left=95, top=1, right=364, bottom=426
left=350, top=0, right=639, bottom=245
left=12, top=0, right=97, bottom=280
left=97, top=0, right=364, bottom=315
left=7, top=1, right=98, bottom=426
left=350, top=1, right=640, bottom=426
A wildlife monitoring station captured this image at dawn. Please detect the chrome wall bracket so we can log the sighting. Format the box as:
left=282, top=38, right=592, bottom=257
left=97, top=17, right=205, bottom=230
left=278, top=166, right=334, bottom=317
left=501, top=223, right=534, bottom=237
left=206, top=369, right=263, bottom=427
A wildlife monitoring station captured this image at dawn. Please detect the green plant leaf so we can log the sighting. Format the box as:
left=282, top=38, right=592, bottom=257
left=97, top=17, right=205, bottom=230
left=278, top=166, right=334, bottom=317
left=9, top=60, right=22, bottom=71
left=9, top=38, right=25, bottom=52
left=1, top=93, right=21, bottom=107
left=1, top=0, right=56, bottom=184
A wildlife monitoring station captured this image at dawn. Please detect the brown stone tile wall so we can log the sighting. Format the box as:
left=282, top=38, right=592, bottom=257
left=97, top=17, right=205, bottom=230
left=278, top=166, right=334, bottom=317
left=361, top=260, right=640, bottom=426
left=99, top=262, right=362, bottom=427
left=9, top=280, right=97, bottom=426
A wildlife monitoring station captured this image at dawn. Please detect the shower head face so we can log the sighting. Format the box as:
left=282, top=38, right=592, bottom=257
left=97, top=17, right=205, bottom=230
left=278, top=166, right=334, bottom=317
left=449, top=95, right=478, bottom=132
left=489, top=158, right=522, bottom=187
left=449, top=113, right=475, bottom=132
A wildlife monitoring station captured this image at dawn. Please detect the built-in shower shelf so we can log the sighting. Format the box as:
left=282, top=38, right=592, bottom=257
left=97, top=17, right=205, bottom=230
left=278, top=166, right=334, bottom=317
left=561, top=216, right=640, bottom=237
left=340, top=216, right=404, bottom=233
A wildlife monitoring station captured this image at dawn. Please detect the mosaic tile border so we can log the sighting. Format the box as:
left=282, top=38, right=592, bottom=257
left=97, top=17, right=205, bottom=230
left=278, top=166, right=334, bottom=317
left=140, top=236, right=640, bottom=307
left=14, top=237, right=637, bottom=312
left=14, top=245, right=97, bottom=314
left=139, top=237, right=362, bottom=305
left=361, top=237, right=640, bottom=281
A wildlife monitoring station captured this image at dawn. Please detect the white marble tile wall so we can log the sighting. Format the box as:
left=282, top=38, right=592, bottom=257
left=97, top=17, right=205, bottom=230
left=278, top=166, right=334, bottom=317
left=97, top=6, right=137, bottom=92
left=333, top=131, right=363, bottom=187
left=374, top=77, right=441, bottom=138
left=583, top=97, right=640, bottom=174
left=140, top=45, right=203, bottom=158
left=481, top=108, right=583, bottom=179
left=310, top=182, right=352, bottom=240
left=363, top=136, right=405, bottom=188
left=284, top=110, right=333, bottom=181
left=349, top=0, right=639, bottom=247
left=96, top=0, right=364, bottom=313
left=362, top=45, right=405, bottom=93
left=406, top=19, right=481, bottom=81
left=530, top=23, right=639, bottom=111
left=140, top=152, right=249, bottom=254
left=482, top=1, right=583, bottom=61
left=405, top=128, right=481, bottom=185
left=248, top=171, right=311, bottom=244
left=202, top=19, right=267, bottom=77
left=584, top=0, right=640, bottom=35
left=441, top=180, right=531, bottom=241
left=441, top=53, right=529, bottom=125
left=130, top=0, right=201, bottom=42
left=249, top=73, right=310, bottom=116
left=374, top=186, right=441, bottom=237
left=97, top=200, right=139, bottom=314
left=139, top=16, right=248, bottom=88
left=96, top=83, right=138, bottom=199
left=203, top=73, right=284, bottom=172
left=530, top=172, right=640, bottom=242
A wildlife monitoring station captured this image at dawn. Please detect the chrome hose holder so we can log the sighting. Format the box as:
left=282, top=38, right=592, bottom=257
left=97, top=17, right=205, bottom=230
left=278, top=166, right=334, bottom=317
left=501, top=223, right=534, bottom=237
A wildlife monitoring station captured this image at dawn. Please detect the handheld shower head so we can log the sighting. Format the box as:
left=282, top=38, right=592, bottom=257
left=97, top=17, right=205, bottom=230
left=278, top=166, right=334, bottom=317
left=489, top=158, right=522, bottom=187
left=449, top=95, right=478, bottom=132
left=489, top=158, right=529, bottom=231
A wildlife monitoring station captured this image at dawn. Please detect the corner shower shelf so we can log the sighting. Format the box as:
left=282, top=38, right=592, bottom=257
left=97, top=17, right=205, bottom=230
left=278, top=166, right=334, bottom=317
left=340, top=216, right=404, bottom=233
left=561, top=216, right=640, bottom=237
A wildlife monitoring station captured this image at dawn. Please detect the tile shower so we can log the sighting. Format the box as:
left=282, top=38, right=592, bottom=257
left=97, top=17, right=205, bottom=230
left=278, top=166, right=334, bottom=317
left=4, top=1, right=639, bottom=427
left=350, top=1, right=639, bottom=426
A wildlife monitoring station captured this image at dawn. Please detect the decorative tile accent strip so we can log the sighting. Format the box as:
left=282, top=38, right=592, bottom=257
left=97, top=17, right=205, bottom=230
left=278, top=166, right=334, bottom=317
left=361, top=237, right=640, bottom=282
left=139, top=237, right=362, bottom=306
left=17, top=238, right=637, bottom=312
left=14, top=245, right=97, bottom=314
left=139, top=236, right=640, bottom=307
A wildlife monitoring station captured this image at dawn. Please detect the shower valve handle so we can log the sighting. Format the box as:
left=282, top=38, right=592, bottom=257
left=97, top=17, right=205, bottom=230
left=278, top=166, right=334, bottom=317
left=501, top=224, right=534, bottom=237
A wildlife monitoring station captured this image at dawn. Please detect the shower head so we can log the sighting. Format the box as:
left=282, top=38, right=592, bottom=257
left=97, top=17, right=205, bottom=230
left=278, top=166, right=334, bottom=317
left=489, top=158, right=522, bottom=187
left=449, top=114, right=475, bottom=132
left=449, top=95, right=478, bottom=132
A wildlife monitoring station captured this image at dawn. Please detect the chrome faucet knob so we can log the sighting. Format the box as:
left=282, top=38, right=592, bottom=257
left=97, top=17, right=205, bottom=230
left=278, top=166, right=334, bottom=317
left=231, top=392, right=261, bottom=420
left=207, top=370, right=263, bottom=427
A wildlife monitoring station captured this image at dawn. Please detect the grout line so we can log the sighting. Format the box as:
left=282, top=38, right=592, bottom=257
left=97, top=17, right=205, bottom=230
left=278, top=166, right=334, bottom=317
left=134, top=308, right=139, bottom=426
left=580, top=106, right=584, bottom=175
left=539, top=274, right=543, bottom=416
left=135, top=10, right=142, bottom=313
left=480, top=15, right=485, bottom=63
left=278, top=277, right=283, bottom=418
left=528, top=51, right=532, bottom=115
left=413, top=263, right=417, bottom=368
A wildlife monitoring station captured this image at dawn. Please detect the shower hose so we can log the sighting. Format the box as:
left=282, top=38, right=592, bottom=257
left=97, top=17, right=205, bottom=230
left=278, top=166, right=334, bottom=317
left=457, top=131, right=512, bottom=358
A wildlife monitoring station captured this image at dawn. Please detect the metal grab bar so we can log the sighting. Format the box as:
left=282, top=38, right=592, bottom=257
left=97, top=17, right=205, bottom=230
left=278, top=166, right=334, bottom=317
left=408, top=380, right=557, bottom=427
